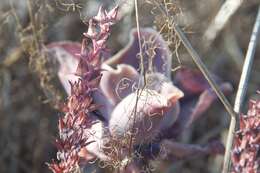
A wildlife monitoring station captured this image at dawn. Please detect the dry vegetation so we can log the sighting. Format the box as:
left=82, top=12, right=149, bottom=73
left=0, top=0, right=259, bottom=173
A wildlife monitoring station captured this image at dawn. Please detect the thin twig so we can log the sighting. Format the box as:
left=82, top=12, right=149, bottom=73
left=173, top=24, right=236, bottom=119
left=222, top=5, right=260, bottom=173
left=223, top=29, right=244, bottom=70
left=135, top=0, right=144, bottom=77
left=2, top=48, right=23, bottom=67
left=222, top=116, right=236, bottom=173
left=155, top=4, right=239, bottom=171
left=203, top=0, right=244, bottom=45
left=234, top=5, right=260, bottom=114
left=152, top=5, right=234, bottom=115
left=26, top=0, right=40, bottom=51
left=128, top=0, right=146, bottom=158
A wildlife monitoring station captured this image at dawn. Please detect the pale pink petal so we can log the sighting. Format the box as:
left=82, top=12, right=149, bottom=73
left=106, top=5, right=119, bottom=22
left=94, top=5, right=106, bottom=22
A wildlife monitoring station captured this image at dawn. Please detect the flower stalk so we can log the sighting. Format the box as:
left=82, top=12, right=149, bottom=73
left=47, top=5, right=118, bottom=173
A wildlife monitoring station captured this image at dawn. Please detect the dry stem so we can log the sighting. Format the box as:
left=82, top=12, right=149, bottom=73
left=222, top=5, right=260, bottom=173
left=203, top=0, right=244, bottom=45
left=172, top=24, right=236, bottom=119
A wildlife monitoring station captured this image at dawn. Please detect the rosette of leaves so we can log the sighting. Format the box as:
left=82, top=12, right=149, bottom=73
left=47, top=4, right=234, bottom=172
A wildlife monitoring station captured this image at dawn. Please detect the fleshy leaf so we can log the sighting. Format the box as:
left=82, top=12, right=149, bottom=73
left=46, top=42, right=114, bottom=121
left=46, top=41, right=81, bottom=94
left=105, top=28, right=172, bottom=77
left=174, top=67, right=221, bottom=97
left=162, top=80, right=233, bottom=139
left=109, top=88, right=182, bottom=144
left=100, top=64, right=139, bottom=106
left=159, top=140, right=224, bottom=160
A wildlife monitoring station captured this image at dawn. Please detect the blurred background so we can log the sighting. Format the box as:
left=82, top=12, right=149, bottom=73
left=0, top=0, right=259, bottom=172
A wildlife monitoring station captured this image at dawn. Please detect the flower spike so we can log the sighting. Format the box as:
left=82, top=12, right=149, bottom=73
left=48, top=5, right=118, bottom=173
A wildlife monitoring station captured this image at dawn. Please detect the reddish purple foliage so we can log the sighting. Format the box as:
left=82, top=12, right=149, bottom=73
left=232, top=96, right=260, bottom=173
left=47, top=6, right=118, bottom=173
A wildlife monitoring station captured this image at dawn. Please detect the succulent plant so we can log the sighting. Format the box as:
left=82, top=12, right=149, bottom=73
left=47, top=4, right=233, bottom=172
